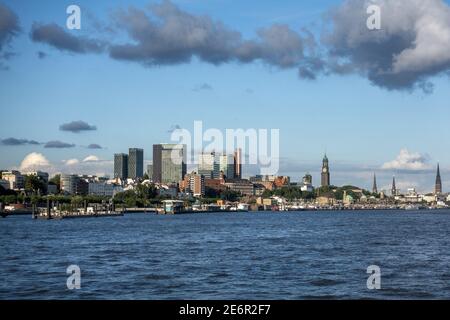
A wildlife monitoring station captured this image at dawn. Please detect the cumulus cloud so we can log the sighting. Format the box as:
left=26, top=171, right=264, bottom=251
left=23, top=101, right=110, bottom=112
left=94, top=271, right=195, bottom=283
left=108, top=1, right=319, bottom=73
left=0, top=3, right=20, bottom=68
left=382, top=149, right=432, bottom=171
left=59, top=120, right=97, bottom=133
left=322, top=0, right=450, bottom=92
left=1, top=137, right=40, bottom=146
left=14, top=153, right=113, bottom=176
left=44, top=141, right=76, bottom=149
left=20, top=152, right=51, bottom=171
left=31, top=23, right=106, bottom=54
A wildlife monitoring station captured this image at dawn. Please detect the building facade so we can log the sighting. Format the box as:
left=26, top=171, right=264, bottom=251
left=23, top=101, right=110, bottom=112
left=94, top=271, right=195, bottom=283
left=153, top=144, right=187, bottom=184
left=321, top=154, right=330, bottom=187
left=219, top=154, right=235, bottom=179
left=198, top=152, right=220, bottom=179
left=234, top=148, right=242, bottom=179
left=114, top=153, right=128, bottom=180
left=2, top=171, right=24, bottom=190
left=128, top=148, right=144, bottom=179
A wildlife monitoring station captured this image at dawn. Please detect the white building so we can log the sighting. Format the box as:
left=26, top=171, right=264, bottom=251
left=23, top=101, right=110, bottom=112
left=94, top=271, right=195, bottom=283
left=88, top=182, right=123, bottom=197
left=2, top=171, right=24, bottom=190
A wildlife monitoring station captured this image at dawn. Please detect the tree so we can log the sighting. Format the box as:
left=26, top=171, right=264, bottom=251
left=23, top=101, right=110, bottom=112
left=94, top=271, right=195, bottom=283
left=25, top=175, right=46, bottom=195
left=49, top=174, right=61, bottom=193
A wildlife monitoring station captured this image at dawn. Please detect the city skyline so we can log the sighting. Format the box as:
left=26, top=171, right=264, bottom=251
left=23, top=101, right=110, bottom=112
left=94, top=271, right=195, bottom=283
left=1, top=0, right=450, bottom=192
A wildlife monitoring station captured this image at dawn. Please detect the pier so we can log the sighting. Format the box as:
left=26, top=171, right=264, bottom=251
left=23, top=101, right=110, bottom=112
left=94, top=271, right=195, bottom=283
left=34, top=200, right=124, bottom=220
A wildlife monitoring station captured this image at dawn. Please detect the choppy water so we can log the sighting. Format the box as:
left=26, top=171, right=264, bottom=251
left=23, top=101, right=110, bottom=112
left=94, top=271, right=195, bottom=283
left=1, top=210, right=450, bottom=300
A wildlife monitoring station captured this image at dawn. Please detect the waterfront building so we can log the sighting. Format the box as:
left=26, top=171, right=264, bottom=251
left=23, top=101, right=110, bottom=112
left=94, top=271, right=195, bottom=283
left=128, top=148, right=144, bottom=179
left=321, top=154, right=330, bottom=187
left=24, top=171, right=49, bottom=185
left=88, top=182, right=123, bottom=197
left=205, top=178, right=227, bottom=192
left=61, top=174, right=77, bottom=195
left=60, top=174, right=88, bottom=195
left=198, top=152, right=220, bottom=179
left=234, top=148, right=242, bottom=179
left=274, top=176, right=290, bottom=188
left=372, top=173, right=378, bottom=194
left=301, top=173, right=314, bottom=192
left=189, top=173, right=205, bottom=197
left=153, top=144, right=187, bottom=184
left=435, top=163, right=442, bottom=195
left=114, top=153, right=128, bottom=180
left=219, top=154, right=235, bottom=179
left=224, top=179, right=254, bottom=196
left=2, top=171, right=24, bottom=190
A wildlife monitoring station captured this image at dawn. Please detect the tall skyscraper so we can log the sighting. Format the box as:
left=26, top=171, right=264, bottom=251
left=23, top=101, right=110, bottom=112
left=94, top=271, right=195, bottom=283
left=198, top=152, right=220, bottom=179
left=372, top=173, right=378, bottom=194
left=321, top=154, right=330, bottom=187
left=128, top=148, right=144, bottom=179
left=219, top=154, right=235, bottom=179
left=153, top=144, right=187, bottom=184
left=391, top=176, right=397, bottom=196
left=114, top=153, right=128, bottom=179
left=234, top=148, right=242, bottom=179
left=435, top=163, right=442, bottom=195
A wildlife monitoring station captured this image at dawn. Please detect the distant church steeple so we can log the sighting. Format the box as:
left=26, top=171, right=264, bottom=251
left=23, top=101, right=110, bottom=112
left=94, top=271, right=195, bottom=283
left=435, top=163, right=442, bottom=195
left=372, top=173, right=378, bottom=194
left=391, top=176, right=397, bottom=196
left=321, top=154, right=330, bottom=187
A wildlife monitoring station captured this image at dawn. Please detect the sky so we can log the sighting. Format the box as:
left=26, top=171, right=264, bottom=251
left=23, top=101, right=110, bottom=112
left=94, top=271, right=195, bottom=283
left=1, top=0, right=450, bottom=193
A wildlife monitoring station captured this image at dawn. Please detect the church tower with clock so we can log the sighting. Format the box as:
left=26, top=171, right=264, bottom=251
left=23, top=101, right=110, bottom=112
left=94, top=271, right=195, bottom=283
left=321, top=154, right=330, bottom=187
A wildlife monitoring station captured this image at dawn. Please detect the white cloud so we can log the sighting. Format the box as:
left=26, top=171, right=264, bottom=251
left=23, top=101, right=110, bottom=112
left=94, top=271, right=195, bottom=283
left=83, top=155, right=100, bottom=162
left=64, top=159, right=80, bottom=166
left=382, top=149, right=432, bottom=171
left=20, top=153, right=51, bottom=171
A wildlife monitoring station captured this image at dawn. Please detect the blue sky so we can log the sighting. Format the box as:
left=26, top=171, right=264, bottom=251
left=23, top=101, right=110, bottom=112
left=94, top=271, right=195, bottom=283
left=1, top=0, right=449, bottom=192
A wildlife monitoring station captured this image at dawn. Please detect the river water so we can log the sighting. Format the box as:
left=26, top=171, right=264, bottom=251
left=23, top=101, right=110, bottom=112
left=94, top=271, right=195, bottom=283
left=1, top=210, right=450, bottom=300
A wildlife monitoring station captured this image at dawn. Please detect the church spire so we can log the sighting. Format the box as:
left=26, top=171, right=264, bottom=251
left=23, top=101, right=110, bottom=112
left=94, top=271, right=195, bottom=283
left=391, top=176, right=397, bottom=196
left=435, top=163, right=442, bottom=195
left=372, top=173, right=378, bottom=194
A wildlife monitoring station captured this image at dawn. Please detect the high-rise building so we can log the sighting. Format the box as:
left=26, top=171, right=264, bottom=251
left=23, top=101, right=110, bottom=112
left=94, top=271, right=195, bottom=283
left=198, top=152, right=220, bottom=179
left=321, top=154, right=330, bottom=187
left=219, top=154, right=235, bottom=179
left=234, top=148, right=242, bottom=179
left=128, top=148, right=144, bottom=179
left=114, top=153, right=128, bottom=180
left=188, top=173, right=205, bottom=197
left=153, top=144, right=187, bottom=184
left=391, top=176, right=397, bottom=196
left=435, top=163, right=442, bottom=195
left=372, top=173, right=378, bottom=194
